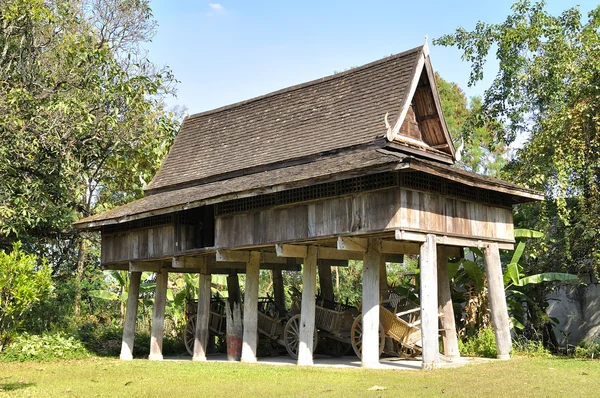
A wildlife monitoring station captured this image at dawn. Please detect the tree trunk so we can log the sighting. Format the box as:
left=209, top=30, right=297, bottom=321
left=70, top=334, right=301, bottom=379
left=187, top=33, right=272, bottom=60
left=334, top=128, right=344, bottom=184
left=74, top=237, right=87, bottom=319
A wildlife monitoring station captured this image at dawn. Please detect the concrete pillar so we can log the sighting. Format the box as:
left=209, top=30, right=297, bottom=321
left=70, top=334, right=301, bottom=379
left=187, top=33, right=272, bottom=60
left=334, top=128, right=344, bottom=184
left=437, top=247, right=460, bottom=359
left=149, top=269, right=168, bottom=360
left=297, top=246, right=318, bottom=366
left=120, top=271, right=141, bottom=360
left=226, top=272, right=241, bottom=311
left=193, top=271, right=211, bottom=361
left=317, top=260, right=334, bottom=304
left=362, top=238, right=382, bottom=368
left=241, top=251, right=260, bottom=363
left=272, top=267, right=286, bottom=313
left=484, top=242, right=512, bottom=359
left=420, top=234, right=439, bottom=370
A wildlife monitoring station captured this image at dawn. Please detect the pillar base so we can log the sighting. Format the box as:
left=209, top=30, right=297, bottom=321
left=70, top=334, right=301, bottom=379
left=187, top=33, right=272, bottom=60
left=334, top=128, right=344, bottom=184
left=422, top=362, right=437, bottom=371
left=361, top=361, right=380, bottom=369
left=119, top=353, right=133, bottom=361
left=148, top=353, right=163, bottom=361
left=496, top=354, right=511, bottom=360
left=240, top=357, right=257, bottom=364
left=192, top=355, right=207, bottom=362
left=297, top=359, right=314, bottom=367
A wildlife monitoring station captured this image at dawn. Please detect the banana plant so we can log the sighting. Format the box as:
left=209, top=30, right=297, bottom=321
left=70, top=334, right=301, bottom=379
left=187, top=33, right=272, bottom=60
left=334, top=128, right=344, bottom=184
left=448, top=229, right=578, bottom=334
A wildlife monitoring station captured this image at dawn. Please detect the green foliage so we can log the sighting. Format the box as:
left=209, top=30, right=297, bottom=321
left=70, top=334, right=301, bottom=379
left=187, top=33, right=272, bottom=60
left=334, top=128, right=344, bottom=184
left=574, top=335, right=600, bottom=359
left=435, top=74, right=506, bottom=175
left=0, top=333, right=90, bottom=362
left=512, top=335, right=552, bottom=357
left=459, top=327, right=497, bottom=358
left=435, top=0, right=600, bottom=277
left=0, top=243, right=52, bottom=349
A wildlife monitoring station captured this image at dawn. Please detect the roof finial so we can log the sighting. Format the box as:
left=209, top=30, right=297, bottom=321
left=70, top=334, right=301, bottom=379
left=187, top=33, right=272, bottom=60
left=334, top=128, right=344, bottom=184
left=423, top=34, right=430, bottom=57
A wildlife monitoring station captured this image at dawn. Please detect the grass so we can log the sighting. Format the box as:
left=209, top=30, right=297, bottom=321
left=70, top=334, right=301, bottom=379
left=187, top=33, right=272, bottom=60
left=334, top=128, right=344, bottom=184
left=0, top=356, right=598, bottom=397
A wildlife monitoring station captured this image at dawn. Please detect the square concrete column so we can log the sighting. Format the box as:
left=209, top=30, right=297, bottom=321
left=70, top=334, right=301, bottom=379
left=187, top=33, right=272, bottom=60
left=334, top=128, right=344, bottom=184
left=317, top=260, right=334, bottom=304
left=120, top=271, right=141, bottom=360
left=297, top=246, right=318, bottom=366
left=241, top=251, right=260, bottom=363
left=272, top=267, right=286, bottom=313
left=437, top=247, right=460, bottom=359
left=149, top=269, right=168, bottom=360
left=193, top=270, right=212, bottom=361
left=361, top=238, right=382, bottom=368
left=420, top=234, right=439, bottom=370
left=483, top=242, right=512, bottom=359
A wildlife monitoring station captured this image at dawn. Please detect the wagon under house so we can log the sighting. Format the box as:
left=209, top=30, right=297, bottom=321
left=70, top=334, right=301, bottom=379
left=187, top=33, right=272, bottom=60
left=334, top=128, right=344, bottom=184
left=75, top=42, right=543, bottom=369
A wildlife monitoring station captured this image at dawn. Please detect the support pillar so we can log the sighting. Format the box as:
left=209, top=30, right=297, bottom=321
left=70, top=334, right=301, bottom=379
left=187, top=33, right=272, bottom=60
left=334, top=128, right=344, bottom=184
left=362, top=238, right=382, bottom=368
left=484, top=242, right=512, bottom=359
left=297, top=246, right=318, bottom=366
left=272, top=267, right=286, bottom=313
left=227, top=272, right=241, bottom=311
left=241, top=251, right=260, bottom=363
left=437, top=247, right=460, bottom=359
left=317, top=260, right=334, bottom=304
left=420, top=234, right=439, bottom=370
left=149, top=269, right=168, bottom=360
left=193, top=269, right=211, bottom=361
left=120, top=271, right=141, bottom=360
left=379, top=260, right=389, bottom=297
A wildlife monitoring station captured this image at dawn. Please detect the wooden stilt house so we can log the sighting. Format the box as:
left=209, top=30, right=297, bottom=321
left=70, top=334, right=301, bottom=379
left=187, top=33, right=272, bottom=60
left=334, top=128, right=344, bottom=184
left=75, top=42, right=543, bottom=369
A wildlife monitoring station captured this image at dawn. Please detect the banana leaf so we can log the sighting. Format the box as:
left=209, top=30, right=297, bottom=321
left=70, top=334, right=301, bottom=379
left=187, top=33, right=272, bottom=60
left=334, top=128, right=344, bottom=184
left=89, top=290, right=119, bottom=301
left=462, top=259, right=485, bottom=293
left=517, top=272, right=577, bottom=286
left=514, top=229, right=544, bottom=238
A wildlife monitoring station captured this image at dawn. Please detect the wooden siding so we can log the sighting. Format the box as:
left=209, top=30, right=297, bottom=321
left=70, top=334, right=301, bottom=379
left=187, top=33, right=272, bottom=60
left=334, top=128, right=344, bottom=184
left=101, top=225, right=175, bottom=264
left=215, top=187, right=514, bottom=248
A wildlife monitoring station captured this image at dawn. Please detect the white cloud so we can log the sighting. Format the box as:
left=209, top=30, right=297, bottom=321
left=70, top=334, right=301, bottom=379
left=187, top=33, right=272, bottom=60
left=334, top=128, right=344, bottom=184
left=208, top=3, right=226, bottom=13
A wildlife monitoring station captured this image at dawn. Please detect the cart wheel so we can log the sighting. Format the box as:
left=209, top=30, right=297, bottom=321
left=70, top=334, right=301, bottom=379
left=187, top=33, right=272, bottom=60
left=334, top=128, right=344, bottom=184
left=283, top=314, right=318, bottom=359
left=350, top=314, right=385, bottom=359
left=322, top=337, right=352, bottom=358
left=184, top=315, right=197, bottom=356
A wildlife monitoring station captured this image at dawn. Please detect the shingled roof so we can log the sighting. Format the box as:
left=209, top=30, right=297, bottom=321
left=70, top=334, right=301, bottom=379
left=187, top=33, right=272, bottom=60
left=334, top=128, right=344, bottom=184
left=75, top=43, right=543, bottom=230
left=147, top=46, right=426, bottom=193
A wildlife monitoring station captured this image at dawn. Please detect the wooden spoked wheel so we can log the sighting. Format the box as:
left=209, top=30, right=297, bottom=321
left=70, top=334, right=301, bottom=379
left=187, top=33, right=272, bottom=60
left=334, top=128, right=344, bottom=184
left=283, top=314, right=318, bottom=359
left=350, top=314, right=385, bottom=359
left=322, top=338, right=352, bottom=358
left=184, top=315, right=197, bottom=356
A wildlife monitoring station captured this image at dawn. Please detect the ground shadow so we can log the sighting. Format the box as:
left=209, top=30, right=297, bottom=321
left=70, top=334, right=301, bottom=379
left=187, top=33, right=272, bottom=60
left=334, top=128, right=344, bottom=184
left=1, top=382, right=36, bottom=392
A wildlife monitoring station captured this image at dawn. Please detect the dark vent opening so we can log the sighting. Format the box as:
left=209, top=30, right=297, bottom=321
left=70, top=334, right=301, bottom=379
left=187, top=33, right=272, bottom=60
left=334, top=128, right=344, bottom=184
left=214, top=171, right=509, bottom=217
left=102, top=214, right=175, bottom=234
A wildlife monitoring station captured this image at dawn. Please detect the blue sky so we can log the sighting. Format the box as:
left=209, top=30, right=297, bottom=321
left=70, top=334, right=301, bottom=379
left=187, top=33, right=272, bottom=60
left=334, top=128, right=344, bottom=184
left=146, top=1, right=598, bottom=115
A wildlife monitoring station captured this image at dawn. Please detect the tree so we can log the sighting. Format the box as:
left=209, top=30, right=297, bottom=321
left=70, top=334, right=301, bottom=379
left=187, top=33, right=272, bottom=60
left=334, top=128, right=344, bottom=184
left=435, top=74, right=507, bottom=176
left=435, top=0, right=600, bottom=276
left=0, top=0, right=180, bottom=321
left=0, top=243, right=52, bottom=350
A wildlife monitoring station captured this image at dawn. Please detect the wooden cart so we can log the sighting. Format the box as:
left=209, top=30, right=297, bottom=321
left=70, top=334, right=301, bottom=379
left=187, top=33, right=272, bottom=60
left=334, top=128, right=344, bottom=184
left=350, top=295, right=423, bottom=359
left=257, top=291, right=318, bottom=359
left=314, top=297, right=359, bottom=357
left=184, top=297, right=227, bottom=356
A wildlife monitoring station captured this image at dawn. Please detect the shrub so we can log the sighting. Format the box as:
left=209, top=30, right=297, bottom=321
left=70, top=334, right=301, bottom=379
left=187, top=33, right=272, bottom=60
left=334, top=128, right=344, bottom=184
left=0, top=333, right=91, bottom=362
left=0, top=243, right=52, bottom=349
left=574, top=335, right=600, bottom=359
left=459, top=327, right=497, bottom=358
left=512, top=335, right=551, bottom=357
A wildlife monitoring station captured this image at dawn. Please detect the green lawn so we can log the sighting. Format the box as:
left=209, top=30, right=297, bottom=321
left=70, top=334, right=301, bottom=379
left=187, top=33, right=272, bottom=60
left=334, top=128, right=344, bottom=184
left=0, top=356, right=598, bottom=397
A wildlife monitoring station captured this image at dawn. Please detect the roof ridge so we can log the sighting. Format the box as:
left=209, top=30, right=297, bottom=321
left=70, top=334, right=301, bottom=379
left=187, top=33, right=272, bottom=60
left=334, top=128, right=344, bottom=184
left=184, top=45, right=424, bottom=120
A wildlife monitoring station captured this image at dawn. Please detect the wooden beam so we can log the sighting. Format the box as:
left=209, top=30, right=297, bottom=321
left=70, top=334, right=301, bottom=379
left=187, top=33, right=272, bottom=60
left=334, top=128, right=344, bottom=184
left=241, top=251, right=261, bottom=363
left=416, top=114, right=439, bottom=123
left=318, top=247, right=363, bottom=261
left=436, top=236, right=514, bottom=251
left=362, top=239, right=382, bottom=368
left=172, top=256, right=207, bottom=269
left=337, top=236, right=368, bottom=252
left=129, top=261, right=162, bottom=273
left=120, top=272, right=141, bottom=361
left=380, top=240, right=420, bottom=255
left=437, top=247, right=460, bottom=359
left=149, top=269, right=168, bottom=361
left=420, top=234, right=440, bottom=370
left=395, top=230, right=427, bottom=243
left=276, top=244, right=307, bottom=258
left=297, top=246, right=318, bottom=366
left=484, top=242, right=512, bottom=360
left=216, top=250, right=250, bottom=263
